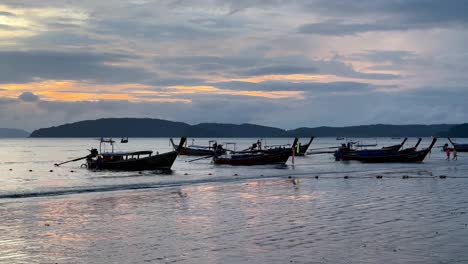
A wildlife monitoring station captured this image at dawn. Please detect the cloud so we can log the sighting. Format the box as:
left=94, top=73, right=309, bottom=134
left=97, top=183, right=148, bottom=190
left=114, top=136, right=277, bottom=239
left=238, top=65, right=318, bottom=76
left=0, top=50, right=153, bottom=84
left=0, top=0, right=467, bottom=129
left=299, top=0, right=468, bottom=35
left=0, top=24, right=24, bottom=30
left=297, top=22, right=409, bottom=36
left=0, top=11, right=16, bottom=17
left=214, top=81, right=376, bottom=94
left=22, top=31, right=102, bottom=47
left=94, top=19, right=227, bottom=42
left=351, top=50, right=417, bottom=64
left=18, top=91, right=39, bottom=101
left=156, top=55, right=400, bottom=80
left=304, top=0, right=468, bottom=25
left=2, top=84, right=468, bottom=131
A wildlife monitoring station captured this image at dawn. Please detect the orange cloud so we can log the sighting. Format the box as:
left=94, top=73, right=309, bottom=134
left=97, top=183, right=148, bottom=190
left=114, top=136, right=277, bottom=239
left=1, top=79, right=305, bottom=102
left=0, top=80, right=190, bottom=102
left=39, top=91, right=133, bottom=101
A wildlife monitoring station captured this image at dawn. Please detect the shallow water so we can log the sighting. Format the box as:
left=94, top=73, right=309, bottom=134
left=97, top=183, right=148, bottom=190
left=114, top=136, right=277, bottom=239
left=1, top=138, right=467, bottom=263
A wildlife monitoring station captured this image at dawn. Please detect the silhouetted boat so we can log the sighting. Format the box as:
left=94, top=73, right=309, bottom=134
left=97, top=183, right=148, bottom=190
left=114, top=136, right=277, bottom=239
left=244, top=137, right=313, bottom=157
left=382, top=137, right=408, bottom=151
left=356, top=143, right=378, bottom=148
left=335, top=138, right=436, bottom=163
left=213, top=138, right=298, bottom=166
left=170, top=138, right=226, bottom=156
left=294, top=137, right=315, bottom=156
left=85, top=137, right=186, bottom=171
left=343, top=138, right=419, bottom=158
left=447, top=138, right=468, bottom=152
left=335, top=137, right=408, bottom=159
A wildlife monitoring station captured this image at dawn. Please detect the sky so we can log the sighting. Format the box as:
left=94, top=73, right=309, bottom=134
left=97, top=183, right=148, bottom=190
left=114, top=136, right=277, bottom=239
left=1, top=0, right=468, bottom=131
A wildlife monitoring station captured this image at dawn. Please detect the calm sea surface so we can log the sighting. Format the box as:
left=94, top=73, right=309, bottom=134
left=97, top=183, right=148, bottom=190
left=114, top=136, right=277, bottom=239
left=1, top=137, right=468, bottom=263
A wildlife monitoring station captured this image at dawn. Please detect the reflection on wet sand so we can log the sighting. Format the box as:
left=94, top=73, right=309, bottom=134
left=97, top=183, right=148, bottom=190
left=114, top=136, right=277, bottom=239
left=1, top=138, right=468, bottom=263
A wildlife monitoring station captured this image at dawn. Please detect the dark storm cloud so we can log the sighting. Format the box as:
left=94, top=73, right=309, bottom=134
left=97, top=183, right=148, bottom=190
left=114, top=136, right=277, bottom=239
left=18, top=91, right=39, bottom=102
left=0, top=50, right=152, bottom=84
left=305, top=0, right=468, bottom=24
left=299, top=0, right=468, bottom=35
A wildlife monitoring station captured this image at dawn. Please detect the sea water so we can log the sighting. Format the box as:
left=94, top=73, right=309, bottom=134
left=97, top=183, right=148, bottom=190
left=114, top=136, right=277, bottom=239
left=1, top=138, right=468, bottom=263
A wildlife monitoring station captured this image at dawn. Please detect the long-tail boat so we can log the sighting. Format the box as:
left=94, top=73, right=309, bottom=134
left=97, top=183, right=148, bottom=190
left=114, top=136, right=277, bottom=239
left=170, top=138, right=226, bottom=156
left=244, top=137, right=313, bottom=156
left=55, top=137, right=186, bottom=171
left=447, top=138, right=468, bottom=152
left=213, top=138, right=298, bottom=166
left=86, top=137, right=186, bottom=170
left=293, top=137, right=315, bottom=156
left=334, top=137, right=408, bottom=160
left=382, top=137, right=408, bottom=151
left=335, top=138, right=436, bottom=163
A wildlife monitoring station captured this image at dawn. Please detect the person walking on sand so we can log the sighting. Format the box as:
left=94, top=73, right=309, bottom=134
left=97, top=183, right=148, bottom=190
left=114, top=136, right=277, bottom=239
left=453, top=149, right=458, bottom=161
left=446, top=148, right=451, bottom=160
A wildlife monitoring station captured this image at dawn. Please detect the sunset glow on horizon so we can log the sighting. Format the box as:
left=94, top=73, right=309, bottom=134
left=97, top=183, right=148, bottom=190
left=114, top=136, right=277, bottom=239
left=1, top=1, right=467, bottom=130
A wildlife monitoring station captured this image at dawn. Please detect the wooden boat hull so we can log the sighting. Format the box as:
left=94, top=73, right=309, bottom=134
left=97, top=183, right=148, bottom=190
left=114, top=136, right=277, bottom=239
left=334, top=137, right=412, bottom=160
left=87, top=150, right=179, bottom=171
left=339, top=149, right=430, bottom=163
left=335, top=147, right=398, bottom=160
left=337, top=138, right=437, bottom=163
left=453, top=146, right=468, bottom=152
left=448, top=138, right=468, bottom=152
left=214, top=149, right=292, bottom=166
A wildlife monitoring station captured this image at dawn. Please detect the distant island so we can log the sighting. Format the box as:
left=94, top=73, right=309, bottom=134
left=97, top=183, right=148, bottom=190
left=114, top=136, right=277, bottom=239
left=0, top=128, right=30, bottom=138
left=28, top=118, right=467, bottom=138
left=438, top=123, right=468, bottom=138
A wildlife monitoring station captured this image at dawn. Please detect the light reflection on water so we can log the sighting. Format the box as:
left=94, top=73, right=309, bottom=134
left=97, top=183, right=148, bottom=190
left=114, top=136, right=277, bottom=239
left=1, top=138, right=468, bottom=263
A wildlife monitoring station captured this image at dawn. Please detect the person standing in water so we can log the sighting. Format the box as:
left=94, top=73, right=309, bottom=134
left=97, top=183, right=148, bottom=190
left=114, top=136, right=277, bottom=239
left=446, top=148, right=452, bottom=160
left=453, top=149, right=458, bottom=160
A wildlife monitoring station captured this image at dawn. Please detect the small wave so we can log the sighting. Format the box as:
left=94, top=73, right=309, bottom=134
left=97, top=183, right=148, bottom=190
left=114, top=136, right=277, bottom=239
left=0, top=173, right=294, bottom=200
left=1, top=168, right=465, bottom=200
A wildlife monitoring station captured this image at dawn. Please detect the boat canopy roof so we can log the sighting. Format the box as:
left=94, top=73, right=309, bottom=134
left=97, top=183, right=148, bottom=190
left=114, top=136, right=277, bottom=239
left=101, top=150, right=153, bottom=156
